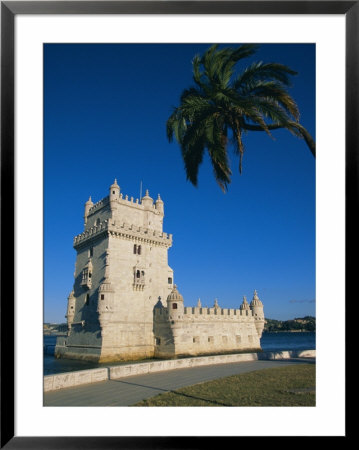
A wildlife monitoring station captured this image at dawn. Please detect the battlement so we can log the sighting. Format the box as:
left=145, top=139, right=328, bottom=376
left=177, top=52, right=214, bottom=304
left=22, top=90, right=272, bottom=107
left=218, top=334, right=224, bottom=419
left=154, top=305, right=254, bottom=320
left=184, top=306, right=253, bottom=319
left=87, top=196, right=110, bottom=216
left=87, top=191, right=162, bottom=218
left=74, top=219, right=173, bottom=248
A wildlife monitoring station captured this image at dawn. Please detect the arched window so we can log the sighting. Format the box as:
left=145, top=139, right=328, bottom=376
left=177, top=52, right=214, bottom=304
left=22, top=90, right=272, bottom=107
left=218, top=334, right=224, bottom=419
left=133, top=267, right=145, bottom=288
left=172, top=303, right=177, bottom=309
left=85, top=294, right=90, bottom=305
left=133, top=244, right=137, bottom=254
left=138, top=245, right=141, bottom=255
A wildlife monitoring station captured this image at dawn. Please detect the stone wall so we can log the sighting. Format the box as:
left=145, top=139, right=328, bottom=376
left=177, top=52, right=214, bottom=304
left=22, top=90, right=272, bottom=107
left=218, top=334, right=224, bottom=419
left=45, top=349, right=316, bottom=392
left=154, top=305, right=261, bottom=357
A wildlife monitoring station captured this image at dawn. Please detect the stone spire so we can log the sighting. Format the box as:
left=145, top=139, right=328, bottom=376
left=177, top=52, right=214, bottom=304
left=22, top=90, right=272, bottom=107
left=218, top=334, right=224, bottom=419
left=155, top=193, right=164, bottom=214
left=197, top=298, right=202, bottom=308
left=240, top=296, right=250, bottom=310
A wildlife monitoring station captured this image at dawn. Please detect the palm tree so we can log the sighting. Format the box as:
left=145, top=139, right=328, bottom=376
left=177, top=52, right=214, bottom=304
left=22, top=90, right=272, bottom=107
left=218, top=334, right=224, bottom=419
left=166, top=44, right=315, bottom=192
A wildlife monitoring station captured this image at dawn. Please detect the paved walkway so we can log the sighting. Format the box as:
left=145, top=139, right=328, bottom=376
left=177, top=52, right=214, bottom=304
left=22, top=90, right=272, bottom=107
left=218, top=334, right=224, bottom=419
left=44, top=358, right=314, bottom=406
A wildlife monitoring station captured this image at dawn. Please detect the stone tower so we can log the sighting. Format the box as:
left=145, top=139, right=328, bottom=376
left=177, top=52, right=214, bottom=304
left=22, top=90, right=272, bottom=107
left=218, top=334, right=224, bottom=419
left=55, top=180, right=174, bottom=362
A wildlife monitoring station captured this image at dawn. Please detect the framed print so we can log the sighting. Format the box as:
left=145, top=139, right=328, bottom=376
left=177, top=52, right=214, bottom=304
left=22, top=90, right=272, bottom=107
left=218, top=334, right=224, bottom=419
left=1, top=1, right=354, bottom=447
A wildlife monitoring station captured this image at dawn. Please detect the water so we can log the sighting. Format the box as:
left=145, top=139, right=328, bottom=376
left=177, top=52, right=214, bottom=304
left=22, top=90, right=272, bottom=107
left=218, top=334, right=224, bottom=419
left=261, top=331, right=315, bottom=352
left=44, top=332, right=315, bottom=375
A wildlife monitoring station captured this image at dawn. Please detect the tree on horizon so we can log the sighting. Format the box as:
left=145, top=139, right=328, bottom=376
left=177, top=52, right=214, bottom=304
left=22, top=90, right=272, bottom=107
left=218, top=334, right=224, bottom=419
left=167, top=44, right=315, bottom=192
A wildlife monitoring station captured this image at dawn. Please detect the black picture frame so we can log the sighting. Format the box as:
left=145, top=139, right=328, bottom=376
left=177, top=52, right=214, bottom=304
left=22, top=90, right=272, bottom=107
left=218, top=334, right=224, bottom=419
left=1, top=1, right=353, bottom=447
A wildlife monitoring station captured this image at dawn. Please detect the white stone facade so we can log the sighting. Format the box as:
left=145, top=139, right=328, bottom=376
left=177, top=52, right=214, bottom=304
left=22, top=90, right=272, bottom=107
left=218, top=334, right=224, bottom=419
left=55, top=180, right=264, bottom=362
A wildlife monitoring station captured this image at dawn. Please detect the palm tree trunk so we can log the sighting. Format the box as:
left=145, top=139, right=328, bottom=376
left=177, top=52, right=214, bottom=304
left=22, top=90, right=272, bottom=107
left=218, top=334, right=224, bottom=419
left=234, top=119, right=244, bottom=173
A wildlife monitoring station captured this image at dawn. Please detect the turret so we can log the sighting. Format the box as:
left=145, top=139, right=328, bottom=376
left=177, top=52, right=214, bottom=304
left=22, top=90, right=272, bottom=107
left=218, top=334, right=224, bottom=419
left=250, top=290, right=265, bottom=338
left=97, top=281, right=115, bottom=328
left=166, top=284, right=184, bottom=319
left=84, top=196, right=93, bottom=226
left=65, top=290, right=76, bottom=333
left=155, top=194, right=164, bottom=215
left=109, top=179, right=120, bottom=211
left=141, top=189, right=153, bottom=209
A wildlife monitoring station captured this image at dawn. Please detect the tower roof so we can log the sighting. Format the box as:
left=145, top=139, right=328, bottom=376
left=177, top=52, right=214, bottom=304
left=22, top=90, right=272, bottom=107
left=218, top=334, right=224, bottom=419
left=167, top=284, right=184, bottom=303
left=156, top=194, right=163, bottom=203
left=110, top=179, right=119, bottom=188
left=250, top=289, right=263, bottom=307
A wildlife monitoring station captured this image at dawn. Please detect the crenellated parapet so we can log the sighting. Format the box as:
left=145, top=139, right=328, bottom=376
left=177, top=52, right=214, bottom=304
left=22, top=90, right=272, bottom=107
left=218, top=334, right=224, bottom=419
left=154, top=305, right=254, bottom=320
left=154, top=291, right=263, bottom=323
left=87, top=196, right=110, bottom=216
left=73, top=219, right=173, bottom=249
left=182, top=306, right=254, bottom=319
left=87, top=186, right=165, bottom=219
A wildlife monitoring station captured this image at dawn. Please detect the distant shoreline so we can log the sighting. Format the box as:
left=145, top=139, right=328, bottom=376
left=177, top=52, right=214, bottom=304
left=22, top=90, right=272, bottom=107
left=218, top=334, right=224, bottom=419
left=263, top=330, right=315, bottom=334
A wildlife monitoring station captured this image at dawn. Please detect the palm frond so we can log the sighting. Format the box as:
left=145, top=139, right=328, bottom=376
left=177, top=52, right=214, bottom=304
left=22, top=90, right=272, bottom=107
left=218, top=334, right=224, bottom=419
left=167, top=43, right=315, bottom=190
left=240, top=80, right=300, bottom=120
left=234, top=61, right=298, bottom=91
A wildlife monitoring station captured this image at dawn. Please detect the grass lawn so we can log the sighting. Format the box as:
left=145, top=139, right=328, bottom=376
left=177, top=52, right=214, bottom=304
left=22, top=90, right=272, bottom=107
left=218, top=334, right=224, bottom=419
left=134, top=363, right=315, bottom=406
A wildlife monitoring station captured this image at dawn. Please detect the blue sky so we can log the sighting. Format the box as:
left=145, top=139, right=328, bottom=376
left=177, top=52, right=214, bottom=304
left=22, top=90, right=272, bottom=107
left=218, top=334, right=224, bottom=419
left=44, top=43, right=315, bottom=323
